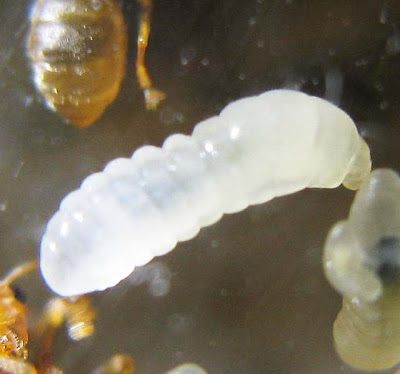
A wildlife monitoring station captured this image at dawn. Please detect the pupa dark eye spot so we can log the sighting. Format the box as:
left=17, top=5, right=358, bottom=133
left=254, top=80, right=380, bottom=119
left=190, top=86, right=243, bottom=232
left=373, top=236, right=400, bottom=283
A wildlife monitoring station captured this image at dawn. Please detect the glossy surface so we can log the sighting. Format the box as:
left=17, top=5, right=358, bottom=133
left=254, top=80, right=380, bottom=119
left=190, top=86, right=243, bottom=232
left=27, top=0, right=127, bottom=127
left=40, top=90, right=371, bottom=296
left=0, top=262, right=133, bottom=373
left=165, top=363, right=208, bottom=374
left=324, top=169, right=400, bottom=371
left=0, top=262, right=37, bottom=373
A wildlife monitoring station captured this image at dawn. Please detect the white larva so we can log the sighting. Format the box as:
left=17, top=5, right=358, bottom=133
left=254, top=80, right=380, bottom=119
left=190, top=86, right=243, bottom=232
left=323, top=168, right=400, bottom=371
left=165, top=363, right=208, bottom=374
left=40, top=89, right=371, bottom=296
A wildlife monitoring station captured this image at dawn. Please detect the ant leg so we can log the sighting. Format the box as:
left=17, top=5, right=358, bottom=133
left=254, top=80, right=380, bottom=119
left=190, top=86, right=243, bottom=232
left=62, top=296, right=96, bottom=341
left=35, top=296, right=96, bottom=341
left=136, top=0, right=166, bottom=109
left=35, top=296, right=96, bottom=373
left=91, top=354, right=135, bottom=374
left=0, top=261, right=38, bottom=287
left=35, top=298, right=65, bottom=374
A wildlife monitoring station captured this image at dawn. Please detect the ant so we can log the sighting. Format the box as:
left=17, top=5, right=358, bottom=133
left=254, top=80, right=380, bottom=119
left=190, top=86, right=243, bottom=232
left=0, top=261, right=134, bottom=374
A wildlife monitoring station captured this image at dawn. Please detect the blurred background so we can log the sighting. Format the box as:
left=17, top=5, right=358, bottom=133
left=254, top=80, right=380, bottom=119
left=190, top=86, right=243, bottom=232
left=1, top=0, right=400, bottom=373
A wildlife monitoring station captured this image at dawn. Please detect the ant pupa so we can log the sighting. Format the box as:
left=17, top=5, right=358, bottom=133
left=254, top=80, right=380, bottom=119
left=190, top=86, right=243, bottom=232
left=324, top=168, right=400, bottom=371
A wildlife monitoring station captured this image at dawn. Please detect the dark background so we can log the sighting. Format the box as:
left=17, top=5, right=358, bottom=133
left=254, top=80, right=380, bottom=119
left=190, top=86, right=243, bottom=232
left=1, top=0, right=400, bottom=373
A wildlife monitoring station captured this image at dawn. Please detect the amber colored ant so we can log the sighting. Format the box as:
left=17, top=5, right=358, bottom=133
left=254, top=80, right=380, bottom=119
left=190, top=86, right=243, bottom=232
left=27, top=0, right=165, bottom=127
left=0, top=261, right=134, bottom=374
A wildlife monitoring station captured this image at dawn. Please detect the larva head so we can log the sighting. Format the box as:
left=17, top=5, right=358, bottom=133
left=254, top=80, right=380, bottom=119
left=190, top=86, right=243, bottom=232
left=323, top=169, right=400, bottom=303
left=342, top=138, right=372, bottom=190
left=214, top=89, right=372, bottom=201
left=307, top=96, right=371, bottom=190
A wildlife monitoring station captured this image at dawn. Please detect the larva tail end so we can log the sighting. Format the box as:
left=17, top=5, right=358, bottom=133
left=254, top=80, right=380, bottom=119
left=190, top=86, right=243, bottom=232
left=342, top=138, right=371, bottom=190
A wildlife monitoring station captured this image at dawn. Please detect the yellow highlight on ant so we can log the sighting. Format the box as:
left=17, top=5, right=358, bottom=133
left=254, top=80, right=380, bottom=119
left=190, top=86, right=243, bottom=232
left=0, top=261, right=134, bottom=374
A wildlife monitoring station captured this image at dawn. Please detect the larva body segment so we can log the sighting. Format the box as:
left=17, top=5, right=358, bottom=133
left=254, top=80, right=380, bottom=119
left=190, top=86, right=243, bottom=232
left=27, top=0, right=127, bottom=128
left=165, top=363, right=208, bottom=374
left=40, top=89, right=371, bottom=296
left=323, top=169, right=400, bottom=371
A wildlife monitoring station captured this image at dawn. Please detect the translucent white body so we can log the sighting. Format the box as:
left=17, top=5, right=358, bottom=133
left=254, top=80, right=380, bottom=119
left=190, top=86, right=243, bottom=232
left=40, top=89, right=371, bottom=296
left=323, top=169, right=400, bottom=371
left=165, top=363, right=208, bottom=374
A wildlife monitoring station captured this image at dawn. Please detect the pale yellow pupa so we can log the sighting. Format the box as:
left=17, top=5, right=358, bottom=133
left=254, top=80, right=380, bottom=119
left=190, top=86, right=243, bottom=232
left=324, top=168, right=400, bottom=371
